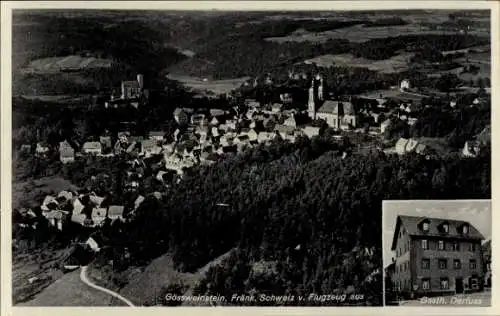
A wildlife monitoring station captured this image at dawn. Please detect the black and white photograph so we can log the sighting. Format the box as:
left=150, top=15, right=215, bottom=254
left=383, top=200, right=492, bottom=306
left=3, top=1, right=494, bottom=309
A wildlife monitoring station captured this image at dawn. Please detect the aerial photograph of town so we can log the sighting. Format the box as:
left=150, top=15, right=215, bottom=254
left=9, top=6, right=491, bottom=307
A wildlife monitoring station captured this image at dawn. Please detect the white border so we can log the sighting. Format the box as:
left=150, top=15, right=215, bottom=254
left=1, top=2, right=499, bottom=316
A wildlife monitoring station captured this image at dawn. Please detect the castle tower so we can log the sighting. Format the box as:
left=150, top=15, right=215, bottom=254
left=308, top=79, right=316, bottom=120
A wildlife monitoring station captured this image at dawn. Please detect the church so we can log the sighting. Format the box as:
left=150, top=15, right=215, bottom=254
left=307, top=74, right=358, bottom=130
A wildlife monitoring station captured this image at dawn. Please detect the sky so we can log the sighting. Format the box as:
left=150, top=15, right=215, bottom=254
left=382, top=200, right=491, bottom=268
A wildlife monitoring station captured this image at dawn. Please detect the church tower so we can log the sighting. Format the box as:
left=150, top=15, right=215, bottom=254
left=308, top=78, right=316, bottom=120
left=318, top=77, right=324, bottom=101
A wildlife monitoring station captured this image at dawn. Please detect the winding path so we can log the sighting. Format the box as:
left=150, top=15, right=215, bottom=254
left=80, top=266, right=135, bottom=307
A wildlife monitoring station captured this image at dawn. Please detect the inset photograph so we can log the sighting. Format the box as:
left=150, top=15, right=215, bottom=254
left=383, top=200, right=491, bottom=306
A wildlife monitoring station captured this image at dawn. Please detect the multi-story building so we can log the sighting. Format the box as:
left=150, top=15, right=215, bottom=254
left=390, top=215, right=485, bottom=296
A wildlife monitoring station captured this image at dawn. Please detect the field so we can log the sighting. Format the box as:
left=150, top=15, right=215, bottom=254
left=167, top=74, right=250, bottom=95
left=266, top=24, right=465, bottom=44
left=19, top=95, right=93, bottom=105
left=304, top=53, right=413, bottom=74
left=22, top=55, right=113, bottom=74
left=357, top=88, right=429, bottom=102
left=12, top=176, right=80, bottom=210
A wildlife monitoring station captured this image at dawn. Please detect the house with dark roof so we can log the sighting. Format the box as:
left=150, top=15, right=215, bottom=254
left=59, top=140, right=75, bottom=164
left=390, top=215, right=485, bottom=296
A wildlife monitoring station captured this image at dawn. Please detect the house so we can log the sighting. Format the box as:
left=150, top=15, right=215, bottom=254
left=246, top=129, right=259, bottom=141
left=462, top=141, right=481, bottom=158
left=59, top=140, right=75, bottom=164
left=283, top=115, right=297, bottom=128
left=390, top=215, right=485, bottom=295
left=400, top=79, right=411, bottom=91
left=191, top=113, right=206, bottom=125
left=210, top=109, right=226, bottom=117
left=301, top=126, right=320, bottom=138
left=257, top=132, right=275, bottom=144
left=274, top=125, right=296, bottom=142
left=36, top=142, right=50, bottom=156
left=380, top=119, right=392, bottom=134
left=395, top=138, right=420, bottom=155
left=149, top=131, right=165, bottom=143
left=164, top=153, right=196, bottom=175
left=316, top=100, right=358, bottom=130
left=99, top=136, right=112, bottom=151
left=108, top=205, right=125, bottom=221
left=90, top=207, right=107, bottom=227
left=271, top=103, right=283, bottom=113
left=226, top=119, right=238, bottom=131
left=234, top=135, right=250, bottom=146
left=86, top=234, right=103, bottom=252
left=82, top=142, right=102, bottom=155
left=220, top=135, right=234, bottom=147
left=134, top=195, right=145, bottom=210
left=141, top=139, right=162, bottom=156
left=121, top=80, right=141, bottom=99
left=18, top=144, right=32, bottom=156
left=210, top=117, right=220, bottom=125
left=173, top=108, right=189, bottom=125
left=57, top=190, right=74, bottom=202
left=217, top=145, right=237, bottom=156
left=244, top=99, right=261, bottom=108
left=43, top=210, right=68, bottom=231
left=280, top=93, right=293, bottom=104
left=41, top=195, right=59, bottom=212
left=156, top=170, right=168, bottom=182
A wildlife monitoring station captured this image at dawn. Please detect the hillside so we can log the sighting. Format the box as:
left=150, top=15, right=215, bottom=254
left=95, top=136, right=490, bottom=306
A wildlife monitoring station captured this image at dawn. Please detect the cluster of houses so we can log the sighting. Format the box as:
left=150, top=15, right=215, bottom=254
left=14, top=188, right=158, bottom=235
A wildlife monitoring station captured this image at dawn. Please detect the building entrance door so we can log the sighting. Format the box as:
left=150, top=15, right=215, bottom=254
left=455, top=278, right=464, bottom=294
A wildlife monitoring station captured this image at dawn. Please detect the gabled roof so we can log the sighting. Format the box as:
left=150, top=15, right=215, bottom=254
left=83, top=142, right=102, bottom=150
left=149, top=131, right=165, bottom=137
left=317, top=101, right=356, bottom=115
left=122, top=80, right=140, bottom=88
left=173, top=108, right=186, bottom=116
left=391, top=215, right=484, bottom=250
left=108, top=205, right=125, bottom=218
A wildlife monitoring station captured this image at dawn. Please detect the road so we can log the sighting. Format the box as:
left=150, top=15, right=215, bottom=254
left=80, top=266, right=135, bottom=307
left=399, top=289, right=491, bottom=306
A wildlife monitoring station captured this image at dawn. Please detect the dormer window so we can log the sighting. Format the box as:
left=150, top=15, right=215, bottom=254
left=443, top=223, right=449, bottom=233
left=462, top=225, right=469, bottom=234
left=422, top=222, right=429, bottom=232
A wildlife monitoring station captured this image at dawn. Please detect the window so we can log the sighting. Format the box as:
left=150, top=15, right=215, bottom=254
left=422, top=222, right=429, bottom=231
left=454, top=259, right=461, bottom=269
left=452, top=242, right=460, bottom=251
left=470, top=259, right=477, bottom=269
left=422, top=278, right=430, bottom=290
left=438, top=258, right=448, bottom=269
left=438, top=240, right=445, bottom=250
left=422, top=259, right=430, bottom=269
left=443, top=223, right=449, bottom=233
left=422, top=239, right=428, bottom=250
left=471, top=278, right=478, bottom=289
left=462, top=225, right=469, bottom=234
left=469, top=243, right=476, bottom=252
left=440, top=278, right=449, bottom=289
